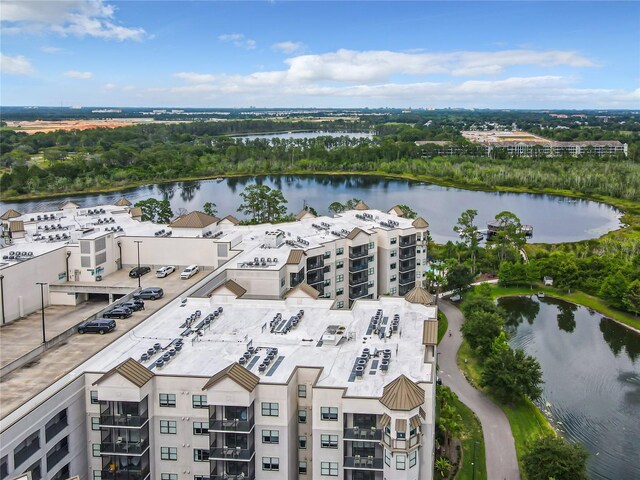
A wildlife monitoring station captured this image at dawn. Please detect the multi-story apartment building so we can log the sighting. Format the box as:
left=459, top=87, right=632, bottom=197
left=0, top=201, right=429, bottom=323
left=1, top=286, right=438, bottom=480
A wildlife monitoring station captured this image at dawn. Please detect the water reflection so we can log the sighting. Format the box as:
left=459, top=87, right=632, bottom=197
left=0, top=174, right=622, bottom=244
left=501, top=296, right=640, bottom=479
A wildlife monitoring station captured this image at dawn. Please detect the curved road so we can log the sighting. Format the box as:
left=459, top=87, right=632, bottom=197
left=438, top=300, right=521, bottom=480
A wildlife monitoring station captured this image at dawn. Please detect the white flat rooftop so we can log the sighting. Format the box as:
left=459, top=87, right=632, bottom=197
left=88, top=294, right=435, bottom=395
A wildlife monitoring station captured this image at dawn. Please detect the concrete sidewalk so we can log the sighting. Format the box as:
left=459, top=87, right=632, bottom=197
left=438, top=300, right=521, bottom=480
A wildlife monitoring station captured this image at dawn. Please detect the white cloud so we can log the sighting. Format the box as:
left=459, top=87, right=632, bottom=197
left=272, top=41, right=304, bottom=54
left=218, top=33, right=256, bottom=50
left=41, top=46, right=65, bottom=54
left=104, top=83, right=116, bottom=89
left=1, top=0, right=146, bottom=41
left=0, top=53, right=35, bottom=75
left=65, top=70, right=93, bottom=79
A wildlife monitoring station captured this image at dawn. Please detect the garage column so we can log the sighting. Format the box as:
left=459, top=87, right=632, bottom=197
left=108, top=293, right=113, bottom=304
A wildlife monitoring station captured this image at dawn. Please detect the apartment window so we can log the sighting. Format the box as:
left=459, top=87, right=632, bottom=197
left=91, top=417, right=100, bottom=430
left=390, top=274, right=397, bottom=282
left=320, top=407, right=338, bottom=421
left=193, top=422, right=209, bottom=435
left=337, top=301, right=344, bottom=308
left=390, top=287, right=397, bottom=294
left=336, top=274, right=344, bottom=282
left=298, top=410, right=307, bottom=423
left=262, top=457, right=279, bottom=471
left=192, top=395, right=207, bottom=408
left=391, top=249, right=397, bottom=257
left=324, top=278, right=331, bottom=286
left=92, top=444, right=100, bottom=457
left=409, top=450, right=417, bottom=468
left=90, top=390, right=99, bottom=404
left=93, top=472, right=102, bottom=480
left=336, top=288, right=344, bottom=295
left=321, top=434, right=338, bottom=448
left=390, top=237, right=397, bottom=245
left=336, top=248, right=344, bottom=255
left=261, top=402, right=279, bottom=417
left=281, top=278, right=285, bottom=287
left=368, top=242, right=374, bottom=249
left=321, top=462, right=338, bottom=476
left=193, top=449, right=209, bottom=462
left=161, top=447, right=177, bottom=461
left=299, top=461, right=308, bottom=475
left=262, top=430, right=279, bottom=444
left=159, top=393, right=176, bottom=407
left=368, top=268, right=374, bottom=275
left=298, top=384, right=307, bottom=398
left=194, top=476, right=210, bottom=480
left=161, top=475, right=178, bottom=480
left=298, top=436, right=307, bottom=449
left=385, top=448, right=391, bottom=466
left=336, top=260, right=344, bottom=269
left=390, top=263, right=397, bottom=270
left=160, top=420, right=177, bottom=434
left=396, top=454, right=406, bottom=470
left=324, top=251, right=331, bottom=259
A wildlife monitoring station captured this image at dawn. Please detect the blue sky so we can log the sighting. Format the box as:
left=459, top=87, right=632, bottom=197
left=1, top=1, right=639, bottom=108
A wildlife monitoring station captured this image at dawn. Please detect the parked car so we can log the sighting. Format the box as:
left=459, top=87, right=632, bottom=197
left=156, top=265, right=176, bottom=278
left=180, top=264, right=199, bottom=279
left=129, top=266, right=151, bottom=278
left=133, top=287, right=164, bottom=300
left=119, top=299, right=145, bottom=311
left=103, top=307, right=133, bottom=319
left=78, top=319, right=116, bottom=334
left=449, top=294, right=462, bottom=302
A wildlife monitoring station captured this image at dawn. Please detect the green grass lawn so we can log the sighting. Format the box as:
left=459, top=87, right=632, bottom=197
left=437, top=310, right=449, bottom=344
left=456, top=340, right=553, bottom=479
left=453, top=395, right=487, bottom=480
left=489, top=284, right=640, bottom=331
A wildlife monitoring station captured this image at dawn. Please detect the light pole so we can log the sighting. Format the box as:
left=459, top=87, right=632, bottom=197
left=36, top=282, right=47, bottom=344
left=0, top=274, right=5, bottom=325
left=472, top=440, right=478, bottom=480
left=134, top=241, right=143, bottom=289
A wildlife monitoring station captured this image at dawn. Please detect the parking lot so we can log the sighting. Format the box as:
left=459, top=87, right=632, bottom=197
left=0, top=267, right=207, bottom=419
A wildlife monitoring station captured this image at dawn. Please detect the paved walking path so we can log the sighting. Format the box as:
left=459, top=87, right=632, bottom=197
left=438, top=300, right=521, bottom=480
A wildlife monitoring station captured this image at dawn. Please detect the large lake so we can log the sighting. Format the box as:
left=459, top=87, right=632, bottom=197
left=501, top=296, right=640, bottom=480
left=0, top=175, right=622, bottom=244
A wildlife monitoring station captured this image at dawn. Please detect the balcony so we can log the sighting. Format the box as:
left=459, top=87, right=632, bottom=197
left=209, top=419, right=254, bottom=433
left=307, top=270, right=324, bottom=285
left=349, top=247, right=368, bottom=260
left=399, top=235, right=416, bottom=248
left=349, top=287, right=370, bottom=300
left=399, top=247, right=416, bottom=260
left=100, top=439, right=149, bottom=456
left=399, top=275, right=415, bottom=286
left=349, top=272, right=368, bottom=286
left=210, top=447, right=254, bottom=462
left=344, top=428, right=382, bottom=442
left=99, top=415, right=148, bottom=428
left=101, top=466, right=150, bottom=480
left=344, top=457, right=384, bottom=470
left=46, top=445, right=68, bottom=471
left=307, top=257, right=324, bottom=271
left=350, top=259, right=368, bottom=272
left=399, top=259, right=415, bottom=273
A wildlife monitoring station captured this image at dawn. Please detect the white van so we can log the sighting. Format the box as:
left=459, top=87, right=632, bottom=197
left=181, top=265, right=199, bottom=279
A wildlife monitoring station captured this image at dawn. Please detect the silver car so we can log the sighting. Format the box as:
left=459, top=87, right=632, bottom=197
left=156, top=265, right=176, bottom=278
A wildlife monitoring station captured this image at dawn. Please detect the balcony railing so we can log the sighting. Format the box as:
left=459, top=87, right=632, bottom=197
left=307, top=259, right=324, bottom=271
left=344, top=428, right=382, bottom=442
left=399, top=236, right=416, bottom=247
left=399, top=260, right=416, bottom=273
left=344, top=457, right=384, bottom=470
left=399, top=276, right=415, bottom=286
left=208, top=419, right=254, bottom=433
left=349, top=288, right=370, bottom=300
left=100, top=439, right=149, bottom=456
left=101, top=466, right=150, bottom=480
left=350, top=261, right=368, bottom=272
left=99, top=415, right=148, bottom=428
left=349, top=273, right=368, bottom=286
left=210, top=447, right=254, bottom=462
left=349, top=248, right=368, bottom=260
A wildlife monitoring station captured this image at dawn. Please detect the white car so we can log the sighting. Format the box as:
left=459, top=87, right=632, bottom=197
left=156, top=266, right=176, bottom=278
left=180, top=264, right=199, bottom=279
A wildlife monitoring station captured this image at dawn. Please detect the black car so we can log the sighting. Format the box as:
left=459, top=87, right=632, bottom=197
left=119, top=300, right=145, bottom=311
left=78, top=319, right=116, bottom=334
left=133, top=287, right=164, bottom=300
left=129, top=266, right=151, bottom=278
left=103, top=307, right=133, bottom=319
